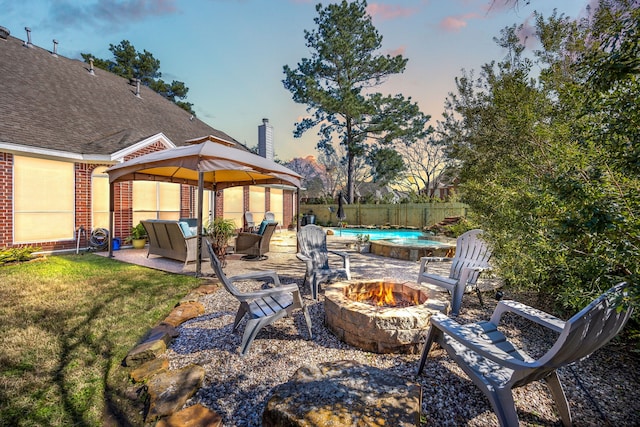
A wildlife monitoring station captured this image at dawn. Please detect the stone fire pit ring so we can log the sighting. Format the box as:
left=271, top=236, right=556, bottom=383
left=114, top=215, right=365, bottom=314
left=324, top=280, right=449, bottom=354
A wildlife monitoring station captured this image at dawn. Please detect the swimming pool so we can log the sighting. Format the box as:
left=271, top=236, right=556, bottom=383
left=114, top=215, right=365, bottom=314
left=329, top=228, right=425, bottom=240
left=329, top=227, right=455, bottom=261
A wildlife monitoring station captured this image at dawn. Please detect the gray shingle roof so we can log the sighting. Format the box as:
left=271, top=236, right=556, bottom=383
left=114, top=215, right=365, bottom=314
left=0, top=34, right=243, bottom=156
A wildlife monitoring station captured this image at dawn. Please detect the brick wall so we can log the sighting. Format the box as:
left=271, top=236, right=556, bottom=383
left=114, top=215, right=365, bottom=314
left=0, top=152, right=13, bottom=248
left=243, top=187, right=250, bottom=214
left=180, top=185, right=194, bottom=219
left=0, top=140, right=175, bottom=252
left=214, top=190, right=224, bottom=218
left=116, top=141, right=170, bottom=240
left=265, top=188, right=271, bottom=212
left=1, top=142, right=300, bottom=252
left=284, top=191, right=294, bottom=229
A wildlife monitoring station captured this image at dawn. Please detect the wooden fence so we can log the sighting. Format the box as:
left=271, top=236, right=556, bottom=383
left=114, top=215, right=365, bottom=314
left=299, top=202, right=469, bottom=229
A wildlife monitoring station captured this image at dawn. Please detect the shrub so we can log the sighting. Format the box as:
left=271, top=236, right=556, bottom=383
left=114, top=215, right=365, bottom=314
left=0, top=246, right=40, bottom=265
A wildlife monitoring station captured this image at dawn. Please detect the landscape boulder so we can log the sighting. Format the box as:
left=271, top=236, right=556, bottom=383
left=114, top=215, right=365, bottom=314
left=263, top=360, right=421, bottom=427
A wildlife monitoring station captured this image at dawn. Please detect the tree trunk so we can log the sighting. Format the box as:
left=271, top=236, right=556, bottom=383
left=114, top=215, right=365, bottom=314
left=347, top=153, right=355, bottom=204
left=346, top=118, right=356, bottom=204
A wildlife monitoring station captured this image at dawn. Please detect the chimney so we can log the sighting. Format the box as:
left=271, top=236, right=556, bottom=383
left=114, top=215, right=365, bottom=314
left=52, top=39, right=58, bottom=57
left=24, top=27, right=33, bottom=48
left=258, top=118, right=274, bottom=160
left=89, top=57, right=95, bottom=75
left=0, top=26, right=9, bottom=40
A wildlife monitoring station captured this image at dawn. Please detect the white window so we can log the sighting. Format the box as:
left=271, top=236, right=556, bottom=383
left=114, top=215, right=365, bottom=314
left=269, top=188, right=284, bottom=225
left=249, top=186, right=266, bottom=221
left=132, top=181, right=180, bottom=224
left=92, top=166, right=110, bottom=230
left=14, top=156, right=75, bottom=242
left=223, top=186, right=243, bottom=229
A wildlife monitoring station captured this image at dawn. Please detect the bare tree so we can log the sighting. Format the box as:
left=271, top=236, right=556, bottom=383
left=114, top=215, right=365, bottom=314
left=317, top=145, right=378, bottom=200
left=315, top=151, right=343, bottom=199
left=395, top=135, right=450, bottom=197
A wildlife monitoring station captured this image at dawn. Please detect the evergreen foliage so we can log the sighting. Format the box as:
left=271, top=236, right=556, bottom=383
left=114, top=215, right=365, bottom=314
left=442, top=0, right=639, bottom=311
left=283, top=0, right=430, bottom=203
left=81, top=40, right=194, bottom=114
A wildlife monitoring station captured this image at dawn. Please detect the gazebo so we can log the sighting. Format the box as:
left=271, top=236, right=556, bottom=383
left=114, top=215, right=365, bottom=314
left=106, top=137, right=302, bottom=274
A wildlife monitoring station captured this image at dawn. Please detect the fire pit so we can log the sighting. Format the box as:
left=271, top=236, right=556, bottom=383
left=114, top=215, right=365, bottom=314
left=324, top=280, right=449, bottom=354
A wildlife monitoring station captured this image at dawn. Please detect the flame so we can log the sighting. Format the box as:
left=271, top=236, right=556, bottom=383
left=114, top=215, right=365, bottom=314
left=354, top=281, right=397, bottom=306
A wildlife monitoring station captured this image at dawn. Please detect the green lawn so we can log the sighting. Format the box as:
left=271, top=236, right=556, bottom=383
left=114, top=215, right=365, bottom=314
left=0, top=254, right=205, bottom=427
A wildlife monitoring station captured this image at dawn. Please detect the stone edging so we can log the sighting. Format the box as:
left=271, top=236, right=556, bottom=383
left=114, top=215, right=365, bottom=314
left=122, top=283, right=223, bottom=426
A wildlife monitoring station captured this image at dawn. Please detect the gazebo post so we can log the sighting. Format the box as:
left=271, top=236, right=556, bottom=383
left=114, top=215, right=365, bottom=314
left=296, top=188, right=300, bottom=252
left=108, top=181, right=115, bottom=258
left=196, top=171, right=204, bottom=276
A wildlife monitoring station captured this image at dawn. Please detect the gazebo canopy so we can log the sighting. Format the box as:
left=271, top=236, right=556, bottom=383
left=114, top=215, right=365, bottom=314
left=105, top=137, right=302, bottom=275
left=107, top=137, right=302, bottom=189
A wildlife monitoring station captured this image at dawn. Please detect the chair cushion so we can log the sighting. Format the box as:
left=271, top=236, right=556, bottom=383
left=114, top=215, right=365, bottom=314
left=178, top=221, right=193, bottom=237
left=257, top=220, right=269, bottom=235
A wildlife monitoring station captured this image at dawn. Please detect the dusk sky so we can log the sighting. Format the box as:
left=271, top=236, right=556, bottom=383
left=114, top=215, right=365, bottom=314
left=3, top=0, right=590, bottom=160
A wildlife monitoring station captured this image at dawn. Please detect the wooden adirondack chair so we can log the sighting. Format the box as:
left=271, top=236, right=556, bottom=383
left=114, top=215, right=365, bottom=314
left=297, top=224, right=351, bottom=300
left=417, top=229, right=491, bottom=315
left=417, top=282, right=633, bottom=427
left=205, top=239, right=312, bottom=356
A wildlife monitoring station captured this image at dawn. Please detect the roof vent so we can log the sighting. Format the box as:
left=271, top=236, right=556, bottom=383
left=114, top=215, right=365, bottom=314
left=89, top=57, right=95, bottom=75
left=135, top=79, right=141, bottom=98
left=24, top=27, right=33, bottom=48
left=0, top=26, right=9, bottom=40
left=51, top=39, right=58, bottom=57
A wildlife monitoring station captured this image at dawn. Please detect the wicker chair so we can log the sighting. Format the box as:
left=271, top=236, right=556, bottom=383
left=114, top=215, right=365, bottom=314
left=235, top=222, right=277, bottom=260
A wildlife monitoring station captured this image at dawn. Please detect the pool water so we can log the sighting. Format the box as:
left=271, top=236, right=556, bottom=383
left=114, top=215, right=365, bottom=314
left=329, top=228, right=447, bottom=247
left=330, top=228, right=424, bottom=240
left=384, top=238, right=449, bottom=247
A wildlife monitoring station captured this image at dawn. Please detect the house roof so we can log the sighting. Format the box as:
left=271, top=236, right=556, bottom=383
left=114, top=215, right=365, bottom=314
left=0, top=33, right=244, bottom=157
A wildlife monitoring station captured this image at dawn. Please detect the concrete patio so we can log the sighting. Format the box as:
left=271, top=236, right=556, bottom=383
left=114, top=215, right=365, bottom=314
left=98, top=230, right=436, bottom=288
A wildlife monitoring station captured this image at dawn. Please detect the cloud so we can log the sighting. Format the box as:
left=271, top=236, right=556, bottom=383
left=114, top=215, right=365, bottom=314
left=516, top=13, right=537, bottom=47
left=439, top=13, right=480, bottom=32
left=387, top=46, right=406, bottom=57
left=367, top=3, right=419, bottom=21
left=46, top=0, right=178, bottom=31
left=94, top=0, right=177, bottom=21
left=439, top=16, right=467, bottom=31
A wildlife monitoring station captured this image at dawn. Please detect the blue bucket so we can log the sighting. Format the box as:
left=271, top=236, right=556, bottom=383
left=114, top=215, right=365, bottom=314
left=112, top=237, right=121, bottom=251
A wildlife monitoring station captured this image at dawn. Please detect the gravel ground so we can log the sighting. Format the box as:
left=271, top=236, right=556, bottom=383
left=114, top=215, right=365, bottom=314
left=163, top=240, right=640, bottom=426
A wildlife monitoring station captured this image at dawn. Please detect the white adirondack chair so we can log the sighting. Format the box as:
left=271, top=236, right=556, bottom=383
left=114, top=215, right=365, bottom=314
left=205, top=240, right=312, bottom=355
left=417, top=282, right=633, bottom=427
left=297, top=224, right=351, bottom=300
left=243, top=212, right=256, bottom=232
left=417, top=229, right=491, bottom=315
